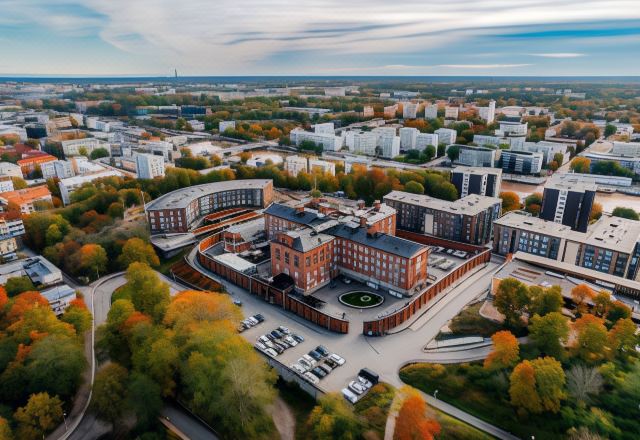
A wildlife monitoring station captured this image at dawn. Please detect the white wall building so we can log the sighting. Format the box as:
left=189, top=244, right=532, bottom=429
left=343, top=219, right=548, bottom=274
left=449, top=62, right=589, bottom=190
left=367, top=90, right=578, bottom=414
left=219, top=120, right=236, bottom=133
left=351, top=132, right=378, bottom=156
left=289, top=128, right=343, bottom=152
left=435, top=128, right=457, bottom=145
left=445, top=107, right=459, bottom=120
left=309, top=158, right=336, bottom=176
left=188, top=120, right=205, bottom=131
left=138, top=140, right=174, bottom=160
left=313, top=122, right=335, bottom=134
left=496, top=121, right=528, bottom=137
left=372, top=127, right=400, bottom=159
left=478, top=100, right=496, bottom=124
left=610, top=141, right=640, bottom=157
left=402, top=102, right=418, bottom=119
left=0, top=162, right=23, bottom=179
left=61, top=138, right=110, bottom=156
left=415, top=133, right=439, bottom=151
left=399, top=127, right=419, bottom=150
left=136, top=153, right=165, bottom=179
left=424, top=104, right=438, bottom=120
left=384, top=104, right=398, bottom=118
left=284, top=155, right=308, bottom=177
left=0, top=179, right=13, bottom=194
left=41, top=160, right=75, bottom=179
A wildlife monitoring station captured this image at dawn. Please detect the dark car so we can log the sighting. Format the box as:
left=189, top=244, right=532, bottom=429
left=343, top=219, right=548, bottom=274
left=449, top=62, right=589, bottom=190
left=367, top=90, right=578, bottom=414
left=254, top=314, right=265, bottom=323
left=324, top=358, right=339, bottom=368
left=311, top=367, right=327, bottom=379
left=270, top=330, right=284, bottom=339
left=292, top=334, right=304, bottom=343
left=274, top=341, right=289, bottom=351
left=315, top=345, right=329, bottom=357
left=308, top=350, right=323, bottom=361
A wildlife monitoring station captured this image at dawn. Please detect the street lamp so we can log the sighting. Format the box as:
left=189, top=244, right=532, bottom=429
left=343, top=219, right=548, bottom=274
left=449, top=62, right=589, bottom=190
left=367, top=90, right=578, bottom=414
left=63, top=412, right=68, bottom=431
left=434, top=389, right=439, bottom=399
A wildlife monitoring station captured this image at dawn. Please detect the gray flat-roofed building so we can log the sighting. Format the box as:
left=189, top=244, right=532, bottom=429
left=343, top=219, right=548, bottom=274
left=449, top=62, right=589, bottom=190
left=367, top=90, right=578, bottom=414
left=451, top=166, right=502, bottom=198
left=501, top=150, right=543, bottom=174
left=494, top=212, right=640, bottom=280
left=384, top=190, right=501, bottom=245
left=540, top=175, right=596, bottom=233
left=450, top=144, right=497, bottom=167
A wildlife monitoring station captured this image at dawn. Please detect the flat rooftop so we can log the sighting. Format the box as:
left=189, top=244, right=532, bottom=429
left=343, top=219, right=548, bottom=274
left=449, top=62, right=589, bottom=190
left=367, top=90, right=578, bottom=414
left=452, top=166, right=502, bottom=176
left=384, top=191, right=501, bottom=216
left=545, top=174, right=598, bottom=192
left=328, top=223, right=427, bottom=258
left=146, top=179, right=271, bottom=211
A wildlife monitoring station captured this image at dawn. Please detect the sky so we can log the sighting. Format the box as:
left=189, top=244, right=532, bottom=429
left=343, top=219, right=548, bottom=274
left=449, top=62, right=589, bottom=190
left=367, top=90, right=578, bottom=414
left=1, top=0, right=639, bottom=76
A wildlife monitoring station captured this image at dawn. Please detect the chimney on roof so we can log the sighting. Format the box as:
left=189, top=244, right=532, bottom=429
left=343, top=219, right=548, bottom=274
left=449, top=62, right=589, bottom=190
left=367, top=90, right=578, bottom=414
left=357, top=200, right=365, bottom=210
left=295, top=206, right=304, bottom=214
left=374, top=200, right=381, bottom=211
left=359, top=216, right=367, bottom=228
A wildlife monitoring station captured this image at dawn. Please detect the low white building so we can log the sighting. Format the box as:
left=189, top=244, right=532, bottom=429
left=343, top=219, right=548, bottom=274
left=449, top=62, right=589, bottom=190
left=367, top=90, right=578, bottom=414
left=41, top=160, right=75, bottom=179
left=136, top=153, right=165, bottom=179
left=0, top=256, right=63, bottom=286
left=61, top=137, right=110, bottom=156
left=309, top=158, right=335, bottom=176
left=0, top=179, right=13, bottom=194
left=290, top=128, right=343, bottom=152
left=0, top=162, right=23, bottom=179
left=219, top=120, right=236, bottom=133
left=477, top=100, right=496, bottom=124
left=41, top=284, right=76, bottom=316
left=284, top=155, right=308, bottom=177
left=188, top=120, right=205, bottom=131
left=445, top=107, right=459, bottom=120
left=59, top=170, right=123, bottom=205
left=435, top=128, right=457, bottom=145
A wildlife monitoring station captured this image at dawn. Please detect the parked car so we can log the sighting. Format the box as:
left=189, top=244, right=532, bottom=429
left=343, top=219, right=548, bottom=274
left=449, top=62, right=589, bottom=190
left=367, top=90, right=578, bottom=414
left=341, top=388, right=358, bottom=404
left=274, top=341, right=289, bottom=351
left=311, top=367, right=327, bottom=379
left=270, top=344, right=284, bottom=354
left=270, top=330, right=284, bottom=339
left=318, top=364, right=333, bottom=374
left=258, top=335, right=270, bottom=344
left=357, top=376, right=373, bottom=389
left=358, top=368, right=379, bottom=385
left=233, top=299, right=242, bottom=306
left=278, top=326, right=291, bottom=335
left=264, top=348, right=278, bottom=357
left=292, top=334, right=304, bottom=343
left=298, top=358, right=314, bottom=370
left=283, top=336, right=297, bottom=346
left=303, top=372, right=320, bottom=385
left=324, top=358, right=339, bottom=368
left=253, top=314, right=265, bottom=323
left=301, top=355, right=317, bottom=367
left=308, top=350, right=323, bottom=361
left=247, top=317, right=259, bottom=326
left=348, top=381, right=366, bottom=395
left=290, top=363, right=307, bottom=374
left=254, top=342, right=267, bottom=351
left=328, top=353, right=346, bottom=366
left=315, top=345, right=329, bottom=357
left=241, top=319, right=253, bottom=328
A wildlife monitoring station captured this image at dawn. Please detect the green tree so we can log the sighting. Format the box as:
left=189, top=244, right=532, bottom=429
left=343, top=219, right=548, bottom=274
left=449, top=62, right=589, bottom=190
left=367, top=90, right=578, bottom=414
left=306, top=393, right=362, bottom=440
left=91, top=363, right=129, bottom=427
left=494, top=278, right=530, bottom=328
left=424, top=145, right=436, bottom=162
left=107, top=202, right=124, bottom=218
left=127, top=373, right=162, bottom=430
left=604, top=124, right=617, bottom=137
left=61, top=299, right=93, bottom=335
left=117, top=238, right=160, bottom=268
left=4, top=276, right=35, bottom=297
left=529, top=312, right=569, bottom=359
left=446, top=145, right=460, bottom=163
left=10, top=176, right=27, bottom=190
left=574, top=314, right=608, bottom=363
left=89, top=147, right=110, bottom=160
left=119, top=263, right=169, bottom=321
left=530, top=285, right=563, bottom=316
left=611, top=207, right=639, bottom=221
left=531, top=356, right=566, bottom=413
left=524, top=193, right=543, bottom=216
left=404, top=181, right=424, bottom=194
left=0, top=417, right=12, bottom=440
left=45, top=224, right=63, bottom=246
left=14, top=392, right=63, bottom=440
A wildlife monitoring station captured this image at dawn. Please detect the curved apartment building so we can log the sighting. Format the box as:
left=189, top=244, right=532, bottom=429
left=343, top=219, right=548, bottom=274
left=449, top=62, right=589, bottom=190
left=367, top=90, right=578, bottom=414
left=146, top=179, right=273, bottom=233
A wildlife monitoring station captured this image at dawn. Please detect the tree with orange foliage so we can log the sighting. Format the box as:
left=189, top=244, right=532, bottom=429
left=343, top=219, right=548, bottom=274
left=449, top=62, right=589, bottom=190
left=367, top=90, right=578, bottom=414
left=163, top=290, right=242, bottom=332
left=589, top=202, right=603, bottom=222
left=573, top=314, right=608, bottom=363
left=394, top=386, right=441, bottom=440
left=484, top=330, right=520, bottom=370
left=75, top=243, right=108, bottom=279
left=61, top=297, right=93, bottom=335
left=509, top=360, right=542, bottom=415
left=0, top=285, right=8, bottom=313
left=500, top=191, right=521, bottom=213
left=608, top=318, right=637, bottom=360
left=5, top=291, right=49, bottom=324
left=570, top=157, right=591, bottom=173
left=571, top=284, right=595, bottom=315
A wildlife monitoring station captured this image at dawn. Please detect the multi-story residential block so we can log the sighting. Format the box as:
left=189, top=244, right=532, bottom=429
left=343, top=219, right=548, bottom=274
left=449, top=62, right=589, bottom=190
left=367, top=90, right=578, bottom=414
left=424, top=104, right=438, bottom=120
left=539, top=175, right=596, bottom=233
left=136, top=153, right=165, bottom=179
left=40, top=160, right=75, bottom=179
left=309, top=158, right=335, bottom=176
left=384, top=104, right=399, bottom=118
left=0, top=162, right=23, bottom=179
left=348, top=131, right=378, bottom=156
left=0, top=186, right=52, bottom=214
left=289, top=127, right=343, bottom=152
left=284, top=155, right=308, bottom=177
left=312, top=122, right=335, bottom=134
left=402, top=102, right=418, bottom=119
left=451, top=144, right=497, bottom=167
left=61, top=137, right=109, bottom=156
left=518, top=141, right=570, bottom=165
left=146, top=180, right=273, bottom=234
left=362, top=105, right=374, bottom=118
left=219, top=120, right=236, bottom=133
left=583, top=152, right=640, bottom=176
left=415, top=133, right=439, bottom=151
left=445, top=106, right=459, bottom=120
left=399, top=127, right=419, bottom=150
left=372, top=127, right=400, bottom=158
left=434, top=128, right=457, bottom=145
left=138, top=140, right=174, bottom=160
left=473, top=134, right=515, bottom=148
left=493, top=212, right=640, bottom=280
left=451, top=166, right=502, bottom=198
left=0, top=236, right=17, bottom=261
left=501, top=150, right=543, bottom=174
left=477, top=100, right=496, bottom=123
left=384, top=191, right=501, bottom=245
left=17, top=153, right=57, bottom=175
left=59, top=170, right=123, bottom=205
left=0, top=179, right=13, bottom=194
left=496, top=121, right=528, bottom=137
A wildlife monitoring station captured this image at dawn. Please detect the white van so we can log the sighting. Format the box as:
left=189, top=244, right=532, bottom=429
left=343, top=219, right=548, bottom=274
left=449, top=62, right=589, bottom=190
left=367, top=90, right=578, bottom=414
left=341, top=388, right=358, bottom=404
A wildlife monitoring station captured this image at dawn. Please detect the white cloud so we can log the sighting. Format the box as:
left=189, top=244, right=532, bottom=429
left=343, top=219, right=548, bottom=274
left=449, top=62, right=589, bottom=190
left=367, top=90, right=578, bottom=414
left=530, top=53, right=585, bottom=58
left=437, top=64, right=532, bottom=69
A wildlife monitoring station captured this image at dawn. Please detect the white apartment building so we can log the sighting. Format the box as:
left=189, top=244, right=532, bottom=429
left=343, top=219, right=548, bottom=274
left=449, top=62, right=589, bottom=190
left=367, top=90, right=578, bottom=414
left=41, top=160, right=75, bottom=179
left=415, top=133, right=439, bottom=151
left=309, top=158, right=335, bottom=176
left=0, top=179, right=13, bottom=194
left=219, top=120, right=236, bottom=133
left=610, top=141, right=640, bottom=156
left=59, top=170, right=123, bottom=205
left=435, top=128, right=457, bottom=145
left=313, top=122, right=335, bottom=134
left=136, top=153, right=165, bottom=179
left=384, top=104, right=399, bottom=118
left=445, top=107, right=460, bottom=120
left=372, top=127, right=400, bottom=159
left=138, top=140, right=174, bottom=160
left=61, top=138, right=110, bottom=156
left=424, top=104, right=438, bottom=120
left=496, top=121, right=528, bottom=137
left=188, top=120, right=205, bottom=131
left=478, top=100, right=496, bottom=124
left=402, top=102, right=419, bottom=119
left=324, top=87, right=346, bottom=97
left=519, top=141, right=570, bottom=165
left=0, top=162, right=23, bottom=179
left=350, top=132, right=378, bottom=156
left=289, top=128, right=343, bottom=152
left=0, top=125, right=27, bottom=141
left=399, top=127, right=419, bottom=150
left=284, top=155, right=308, bottom=177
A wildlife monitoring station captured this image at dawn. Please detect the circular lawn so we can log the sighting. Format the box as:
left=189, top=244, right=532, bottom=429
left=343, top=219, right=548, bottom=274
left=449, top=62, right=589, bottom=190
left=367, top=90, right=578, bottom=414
left=339, top=291, right=384, bottom=309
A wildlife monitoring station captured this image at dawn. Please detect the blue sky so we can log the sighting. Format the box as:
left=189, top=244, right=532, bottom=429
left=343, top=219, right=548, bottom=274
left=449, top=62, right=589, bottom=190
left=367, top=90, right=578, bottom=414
left=1, top=0, right=639, bottom=76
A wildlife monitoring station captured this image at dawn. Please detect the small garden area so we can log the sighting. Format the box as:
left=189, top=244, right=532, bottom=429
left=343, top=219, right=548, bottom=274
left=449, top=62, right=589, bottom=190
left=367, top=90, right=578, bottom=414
left=339, top=291, right=384, bottom=308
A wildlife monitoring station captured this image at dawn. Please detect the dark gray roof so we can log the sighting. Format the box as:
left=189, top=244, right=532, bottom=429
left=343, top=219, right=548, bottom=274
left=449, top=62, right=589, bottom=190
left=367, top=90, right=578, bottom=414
left=264, top=203, right=328, bottom=227
left=285, top=229, right=335, bottom=252
left=328, top=224, right=427, bottom=258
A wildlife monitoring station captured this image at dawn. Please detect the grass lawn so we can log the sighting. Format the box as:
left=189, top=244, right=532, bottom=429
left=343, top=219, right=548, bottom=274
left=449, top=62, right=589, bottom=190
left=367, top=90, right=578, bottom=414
left=447, top=303, right=502, bottom=337
left=433, top=408, right=494, bottom=440
left=354, top=382, right=396, bottom=439
left=339, top=291, right=384, bottom=308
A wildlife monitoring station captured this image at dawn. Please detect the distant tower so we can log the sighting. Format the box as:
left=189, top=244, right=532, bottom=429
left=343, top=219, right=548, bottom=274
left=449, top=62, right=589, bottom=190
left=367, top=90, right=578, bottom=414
left=174, top=69, right=178, bottom=79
